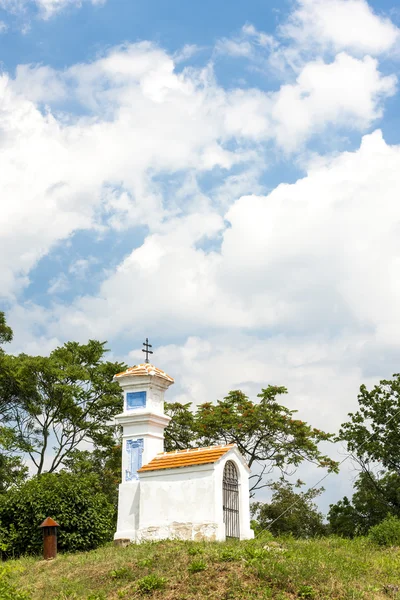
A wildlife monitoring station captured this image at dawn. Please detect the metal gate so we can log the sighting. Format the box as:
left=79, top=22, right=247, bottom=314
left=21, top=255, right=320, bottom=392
left=223, top=461, right=240, bottom=539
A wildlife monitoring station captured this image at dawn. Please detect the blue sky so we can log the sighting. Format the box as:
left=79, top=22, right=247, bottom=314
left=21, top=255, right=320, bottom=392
left=1, top=0, right=400, bottom=512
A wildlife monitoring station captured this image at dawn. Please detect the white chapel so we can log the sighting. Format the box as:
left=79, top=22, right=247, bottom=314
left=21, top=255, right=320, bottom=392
left=113, top=352, right=254, bottom=543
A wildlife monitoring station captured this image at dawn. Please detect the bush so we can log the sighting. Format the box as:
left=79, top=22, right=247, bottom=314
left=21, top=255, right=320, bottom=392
left=188, top=560, right=207, bottom=573
left=369, top=515, right=400, bottom=547
left=137, top=574, right=167, bottom=594
left=0, top=566, right=31, bottom=600
left=0, top=472, right=115, bottom=557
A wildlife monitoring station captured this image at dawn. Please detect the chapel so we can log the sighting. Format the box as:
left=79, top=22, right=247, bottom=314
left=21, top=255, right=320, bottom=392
left=113, top=342, right=254, bottom=543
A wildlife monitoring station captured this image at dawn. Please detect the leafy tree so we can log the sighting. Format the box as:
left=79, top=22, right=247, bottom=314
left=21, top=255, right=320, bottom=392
left=251, top=479, right=326, bottom=537
left=3, top=340, right=126, bottom=474
left=339, top=373, right=400, bottom=477
left=63, top=444, right=122, bottom=507
left=0, top=313, right=26, bottom=492
left=165, top=388, right=338, bottom=494
left=164, top=401, right=196, bottom=452
left=328, top=471, right=400, bottom=537
left=0, top=427, right=27, bottom=493
left=0, top=471, right=115, bottom=557
left=0, top=312, right=12, bottom=347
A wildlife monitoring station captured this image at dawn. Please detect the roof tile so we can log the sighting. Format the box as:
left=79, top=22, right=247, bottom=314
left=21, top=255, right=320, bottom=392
left=114, top=363, right=174, bottom=384
left=138, top=444, right=235, bottom=473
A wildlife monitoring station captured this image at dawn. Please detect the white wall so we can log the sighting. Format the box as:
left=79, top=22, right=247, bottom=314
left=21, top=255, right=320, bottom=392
left=139, top=464, right=216, bottom=530
left=136, top=448, right=254, bottom=542
left=114, top=480, right=140, bottom=541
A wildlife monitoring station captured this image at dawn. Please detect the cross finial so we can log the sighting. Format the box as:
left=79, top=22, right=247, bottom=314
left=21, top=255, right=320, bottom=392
left=142, top=338, right=153, bottom=363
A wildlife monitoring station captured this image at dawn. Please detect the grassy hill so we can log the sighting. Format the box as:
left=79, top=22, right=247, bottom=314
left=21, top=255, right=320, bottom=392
left=4, top=534, right=400, bottom=600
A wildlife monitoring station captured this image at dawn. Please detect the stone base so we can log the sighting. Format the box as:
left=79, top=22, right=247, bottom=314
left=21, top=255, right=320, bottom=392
left=114, top=538, right=131, bottom=548
left=137, top=521, right=219, bottom=542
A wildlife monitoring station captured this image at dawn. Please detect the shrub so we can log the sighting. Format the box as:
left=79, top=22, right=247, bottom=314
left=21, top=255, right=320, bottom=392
left=0, top=566, right=31, bottom=600
left=0, top=472, right=115, bottom=557
left=188, top=559, right=207, bottom=573
left=109, top=567, right=132, bottom=579
left=369, top=515, right=400, bottom=547
left=137, top=574, right=167, bottom=595
left=298, top=584, right=315, bottom=598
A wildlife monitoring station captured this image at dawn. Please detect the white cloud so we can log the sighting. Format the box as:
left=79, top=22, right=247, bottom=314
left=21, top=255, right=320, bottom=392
left=47, top=130, right=400, bottom=350
left=270, top=53, right=396, bottom=150
left=1, top=39, right=393, bottom=300
left=282, top=0, right=400, bottom=56
left=0, top=0, right=104, bottom=19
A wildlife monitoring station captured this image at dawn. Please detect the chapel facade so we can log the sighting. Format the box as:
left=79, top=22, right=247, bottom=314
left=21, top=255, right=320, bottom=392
left=113, top=359, right=254, bottom=543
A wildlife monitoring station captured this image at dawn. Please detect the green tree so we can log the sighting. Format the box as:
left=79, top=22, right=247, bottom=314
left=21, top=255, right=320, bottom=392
left=0, top=471, right=115, bottom=557
left=328, top=471, right=400, bottom=537
left=0, top=312, right=12, bottom=347
left=0, top=313, right=26, bottom=492
left=62, top=444, right=122, bottom=507
left=339, top=373, right=400, bottom=477
left=165, top=387, right=338, bottom=494
left=251, top=479, right=326, bottom=537
left=3, top=340, right=126, bottom=474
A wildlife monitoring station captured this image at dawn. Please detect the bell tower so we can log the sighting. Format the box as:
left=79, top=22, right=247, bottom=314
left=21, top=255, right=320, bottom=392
left=114, top=341, right=174, bottom=542
left=114, top=360, right=174, bottom=482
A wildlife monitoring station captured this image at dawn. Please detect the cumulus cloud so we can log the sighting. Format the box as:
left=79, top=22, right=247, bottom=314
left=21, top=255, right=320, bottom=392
left=282, top=0, right=400, bottom=56
left=1, top=36, right=393, bottom=299
left=44, top=130, right=400, bottom=350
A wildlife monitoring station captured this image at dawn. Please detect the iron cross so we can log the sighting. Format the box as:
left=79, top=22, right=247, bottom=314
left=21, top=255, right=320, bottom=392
left=142, top=338, right=153, bottom=363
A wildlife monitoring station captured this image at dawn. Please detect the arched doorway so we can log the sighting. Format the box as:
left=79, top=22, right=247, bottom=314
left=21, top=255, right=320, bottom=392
left=223, top=461, right=240, bottom=539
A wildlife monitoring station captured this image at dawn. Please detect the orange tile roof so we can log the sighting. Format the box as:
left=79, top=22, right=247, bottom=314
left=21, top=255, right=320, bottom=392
left=114, top=363, right=174, bottom=384
left=138, top=444, right=235, bottom=473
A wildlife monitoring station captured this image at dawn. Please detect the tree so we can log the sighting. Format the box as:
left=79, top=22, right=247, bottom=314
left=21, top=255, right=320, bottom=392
left=328, top=470, right=400, bottom=537
left=62, top=444, right=122, bottom=508
left=0, top=471, right=115, bottom=557
left=3, top=340, right=126, bottom=474
left=251, top=479, right=326, bottom=537
left=0, top=312, right=12, bottom=347
left=339, top=373, right=400, bottom=477
left=165, top=387, right=338, bottom=495
left=0, top=313, right=26, bottom=492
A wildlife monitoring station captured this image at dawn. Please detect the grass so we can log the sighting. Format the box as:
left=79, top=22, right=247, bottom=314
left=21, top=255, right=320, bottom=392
left=4, top=534, right=400, bottom=599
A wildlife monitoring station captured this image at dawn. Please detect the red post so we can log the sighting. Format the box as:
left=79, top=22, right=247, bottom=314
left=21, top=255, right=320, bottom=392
left=39, top=517, right=60, bottom=560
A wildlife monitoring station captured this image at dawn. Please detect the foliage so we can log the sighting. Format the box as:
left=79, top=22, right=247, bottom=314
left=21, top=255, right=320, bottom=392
left=339, top=373, right=400, bottom=477
left=2, top=340, right=126, bottom=474
left=251, top=479, right=326, bottom=538
left=297, top=584, right=315, bottom=598
left=166, top=388, right=338, bottom=494
left=368, top=515, right=400, bottom=547
left=136, top=574, right=167, bottom=594
left=0, top=566, right=31, bottom=600
left=0, top=428, right=28, bottom=494
left=109, top=566, right=131, bottom=579
left=328, top=471, right=400, bottom=537
left=188, top=559, right=207, bottom=573
left=62, top=445, right=121, bottom=508
left=0, top=314, right=28, bottom=494
left=0, top=313, right=12, bottom=347
left=0, top=471, right=115, bottom=558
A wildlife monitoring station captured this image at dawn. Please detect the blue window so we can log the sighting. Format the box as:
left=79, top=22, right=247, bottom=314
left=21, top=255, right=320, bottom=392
left=126, top=391, right=146, bottom=410
left=126, top=438, right=144, bottom=481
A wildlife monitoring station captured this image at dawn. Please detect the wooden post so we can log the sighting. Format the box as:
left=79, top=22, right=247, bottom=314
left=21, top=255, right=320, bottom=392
left=39, top=517, right=59, bottom=560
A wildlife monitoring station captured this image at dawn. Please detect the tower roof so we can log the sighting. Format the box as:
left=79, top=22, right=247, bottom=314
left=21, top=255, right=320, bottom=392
left=114, top=363, right=174, bottom=384
left=138, top=444, right=236, bottom=472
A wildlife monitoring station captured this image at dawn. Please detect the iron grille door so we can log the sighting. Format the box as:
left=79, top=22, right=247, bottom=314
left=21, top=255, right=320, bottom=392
left=223, top=461, right=240, bottom=539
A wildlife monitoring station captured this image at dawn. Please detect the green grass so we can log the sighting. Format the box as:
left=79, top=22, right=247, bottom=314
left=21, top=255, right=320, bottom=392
left=5, top=535, right=400, bottom=599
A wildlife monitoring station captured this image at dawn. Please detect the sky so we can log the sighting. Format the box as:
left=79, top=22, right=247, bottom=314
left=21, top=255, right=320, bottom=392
left=1, top=0, right=400, bottom=514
